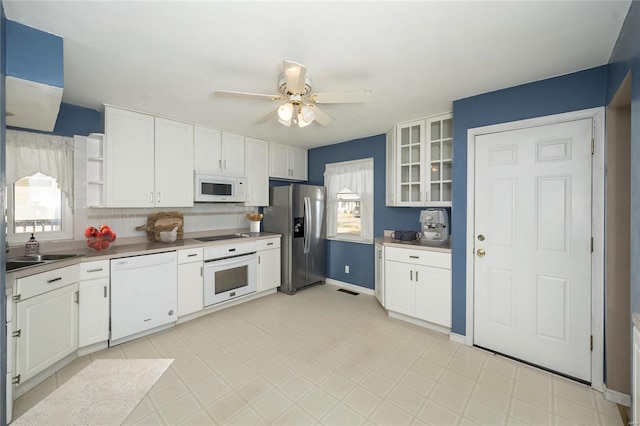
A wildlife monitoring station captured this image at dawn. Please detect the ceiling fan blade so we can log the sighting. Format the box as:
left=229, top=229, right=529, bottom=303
left=214, top=90, right=284, bottom=101
left=309, top=90, right=373, bottom=104
left=255, top=106, right=279, bottom=124
left=308, top=104, right=334, bottom=126
left=283, top=60, right=307, bottom=94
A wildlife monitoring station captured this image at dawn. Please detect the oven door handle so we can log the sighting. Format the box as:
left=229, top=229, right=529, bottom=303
left=303, top=196, right=311, bottom=254
left=204, top=252, right=255, bottom=267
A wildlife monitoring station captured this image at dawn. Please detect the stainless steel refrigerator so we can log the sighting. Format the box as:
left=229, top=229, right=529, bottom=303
left=263, top=184, right=326, bottom=294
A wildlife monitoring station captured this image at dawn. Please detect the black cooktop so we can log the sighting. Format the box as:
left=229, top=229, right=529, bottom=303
left=194, top=233, right=250, bottom=242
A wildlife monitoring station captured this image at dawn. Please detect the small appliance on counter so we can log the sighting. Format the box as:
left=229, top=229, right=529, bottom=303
left=419, top=208, right=449, bottom=246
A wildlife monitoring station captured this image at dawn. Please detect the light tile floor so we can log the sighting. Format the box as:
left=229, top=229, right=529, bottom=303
left=13, top=284, right=625, bottom=425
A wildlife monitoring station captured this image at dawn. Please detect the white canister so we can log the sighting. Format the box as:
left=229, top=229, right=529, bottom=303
left=249, top=221, right=261, bottom=233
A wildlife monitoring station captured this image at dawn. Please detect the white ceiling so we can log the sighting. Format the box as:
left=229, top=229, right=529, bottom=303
left=3, top=1, right=630, bottom=149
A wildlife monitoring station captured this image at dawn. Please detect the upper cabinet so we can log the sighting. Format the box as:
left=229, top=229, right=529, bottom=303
left=269, top=142, right=308, bottom=181
left=386, top=112, right=452, bottom=207
left=194, top=126, right=245, bottom=177
left=245, top=137, right=269, bottom=206
left=104, top=105, right=194, bottom=208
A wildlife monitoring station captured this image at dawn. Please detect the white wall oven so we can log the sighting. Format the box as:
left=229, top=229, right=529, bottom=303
left=203, top=241, right=257, bottom=307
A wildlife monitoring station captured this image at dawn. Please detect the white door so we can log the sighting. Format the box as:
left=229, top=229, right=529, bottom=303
left=78, top=278, right=110, bottom=347
left=384, top=261, right=415, bottom=316
left=473, top=118, right=593, bottom=382
left=245, top=137, right=269, bottom=206
left=154, top=118, right=194, bottom=207
left=221, top=132, right=245, bottom=177
left=257, top=248, right=281, bottom=292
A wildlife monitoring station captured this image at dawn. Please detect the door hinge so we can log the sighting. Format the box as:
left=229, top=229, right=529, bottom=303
left=590, top=335, right=593, bottom=351
left=12, top=329, right=21, bottom=338
left=12, top=294, right=21, bottom=302
left=591, top=139, right=595, bottom=155
left=591, top=237, right=594, bottom=253
left=12, top=375, right=20, bottom=385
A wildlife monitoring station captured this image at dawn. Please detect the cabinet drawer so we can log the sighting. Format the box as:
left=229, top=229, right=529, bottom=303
left=385, top=247, right=450, bottom=269
left=178, top=248, right=203, bottom=264
left=79, top=260, right=110, bottom=280
left=257, top=238, right=280, bottom=251
left=17, top=265, right=78, bottom=300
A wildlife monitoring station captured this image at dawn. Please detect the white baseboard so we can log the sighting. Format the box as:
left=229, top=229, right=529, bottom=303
left=449, top=332, right=467, bottom=345
left=388, top=310, right=451, bottom=335
left=325, top=279, right=375, bottom=296
left=603, top=384, right=631, bottom=407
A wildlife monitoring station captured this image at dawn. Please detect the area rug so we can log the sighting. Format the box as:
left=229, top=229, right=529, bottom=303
left=12, top=358, right=173, bottom=426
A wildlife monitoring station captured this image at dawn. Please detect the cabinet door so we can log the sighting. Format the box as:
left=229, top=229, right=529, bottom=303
left=177, top=262, right=203, bottom=317
left=269, top=142, right=291, bottom=179
left=79, top=278, right=110, bottom=347
left=221, top=132, right=245, bottom=177
left=414, top=265, right=451, bottom=327
left=425, top=113, right=453, bottom=206
left=16, top=284, right=78, bottom=383
left=104, top=106, right=155, bottom=207
left=245, top=137, right=269, bottom=206
left=257, top=248, right=281, bottom=292
left=395, top=119, right=426, bottom=206
left=290, top=147, right=308, bottom=181
left=385, top=129, right=396, bottom=206
left=155, top=118, right=194, bottom=207
left=384, top=261, right=414, bottom=316
left=194, top=125, right=222, bottom=174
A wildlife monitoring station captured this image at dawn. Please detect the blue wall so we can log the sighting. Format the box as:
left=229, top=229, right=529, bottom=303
left=308, top=134, right=442, bottom=289
left=6, top=20, right=63, bottom=87
left=450, top=66, right=608, bottom=335
left=607, top=1, right=640, bottom=329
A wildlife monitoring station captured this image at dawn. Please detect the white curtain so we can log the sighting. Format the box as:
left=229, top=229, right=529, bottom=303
left=6, top=130, right=74, bottom=207
left=324, top=158, right=374, bottom=242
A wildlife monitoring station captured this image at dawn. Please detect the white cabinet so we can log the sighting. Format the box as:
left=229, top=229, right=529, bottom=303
left=384, top=247, right=451, bottom=328
left=269, top=142, right=308, bottom=181
left=245, top=137, right=269, bottom=206
left=375, top=242, right=385, bottom=307
left=194, top=126, right=245, bottom=177
left=78, top=260, right=110, bottom=348
left=104, top=105, right=194, bottom=207
left=257, top=238, right=281, bottom=292
left=386, top=113, right=452, bottom=207
left=14, top=265, right=78, bottom=385
left=177, top=248, right=204, bottom=317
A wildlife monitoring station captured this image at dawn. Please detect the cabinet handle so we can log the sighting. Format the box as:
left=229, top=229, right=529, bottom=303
left=409, top=255, right=419, bottom=259
left=74, top=290, right=79, bottom=304
left=150, top=192, right=154, bottom=203
left=267, top=242, right=274, bottom=246
left=87, top=268, right=103, bottom=273
left=157, top=192, right=161, bottom=203
left=425, top=191, right=429, bottom=201
left=187, top=253, right=197, bottom=257
left=47, top=277, right=62, bottom=284
left=416, top=271, right=419, bottom=282
left=219, top=159, right=222, bottom=169
left=200, top=267, right=203, bottom=277
left=258, top=256, right=261, bottom=265
left=104, top=286, right=108, bottom=298
left=410, top=270, right=413, bottom=281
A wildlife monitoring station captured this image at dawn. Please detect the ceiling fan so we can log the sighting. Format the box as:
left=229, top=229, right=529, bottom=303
left=214, top=60, right=373, bottom=128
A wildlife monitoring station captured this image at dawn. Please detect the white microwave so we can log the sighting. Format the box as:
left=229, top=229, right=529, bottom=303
left=194, top=173, right=246, bottom=202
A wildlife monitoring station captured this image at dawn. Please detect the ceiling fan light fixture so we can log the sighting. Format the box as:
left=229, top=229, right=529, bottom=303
left=300, top=105, right=315, bottom=122
left=278, top=116, right=292, bottom=127
left=277, top=103, right=294, bottom=121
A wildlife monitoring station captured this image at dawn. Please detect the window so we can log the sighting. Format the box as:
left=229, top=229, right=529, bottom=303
left=5, top=130, right=74, bottom=242
left=324, top=158, right=373, bottom=243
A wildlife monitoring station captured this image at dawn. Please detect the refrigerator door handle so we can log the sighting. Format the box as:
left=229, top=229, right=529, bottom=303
left=303, top=196, right=311, bottom=254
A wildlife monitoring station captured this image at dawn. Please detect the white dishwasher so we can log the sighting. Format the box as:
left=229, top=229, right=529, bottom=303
left=110, top=251, right=177, bottom=346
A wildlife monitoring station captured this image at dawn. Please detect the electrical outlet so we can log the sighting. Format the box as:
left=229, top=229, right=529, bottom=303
left=345, top=265, right=350, bottom=274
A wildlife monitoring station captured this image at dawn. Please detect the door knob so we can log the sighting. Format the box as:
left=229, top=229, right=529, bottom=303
left=477, top=248, right=486, bottom=257
left=478, top=234, right=485, bottom=241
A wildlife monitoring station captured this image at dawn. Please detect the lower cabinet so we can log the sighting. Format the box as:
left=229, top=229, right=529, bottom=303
left=78, top=260, right=110, bottom=348
left=177, top=248, right=204, bottom=317
left=384, top=246, right=451, bottom=328
left=14, top=265, right=79, bottom=385
left=257, top=238, right=281, bottom=292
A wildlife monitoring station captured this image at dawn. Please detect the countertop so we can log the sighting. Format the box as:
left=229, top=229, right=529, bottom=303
left=5, top=231, right=281, bottom=289
left=375, top=236, right=451, bottom=253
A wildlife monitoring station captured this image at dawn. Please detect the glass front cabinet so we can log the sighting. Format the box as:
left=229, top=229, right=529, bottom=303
left=386, top=113, right=452, bottom=207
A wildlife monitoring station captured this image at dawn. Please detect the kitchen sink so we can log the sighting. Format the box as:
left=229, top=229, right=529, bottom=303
left=5, top=253, right=83, bottom=272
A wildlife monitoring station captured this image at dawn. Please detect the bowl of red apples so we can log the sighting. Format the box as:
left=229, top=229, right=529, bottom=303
left=85, top=225, right=116, bottom=250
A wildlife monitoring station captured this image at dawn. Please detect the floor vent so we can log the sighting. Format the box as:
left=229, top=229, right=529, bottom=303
left=337, top=288, right=359, bottom=296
